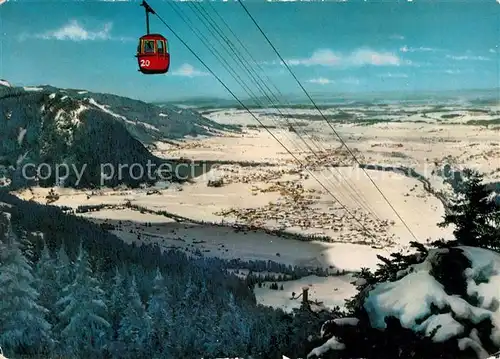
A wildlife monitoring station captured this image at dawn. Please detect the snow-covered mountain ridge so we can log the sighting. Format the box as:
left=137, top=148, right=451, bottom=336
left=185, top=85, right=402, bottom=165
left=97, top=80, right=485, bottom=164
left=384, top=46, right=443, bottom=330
left=0, top=81, right=233, bottom=188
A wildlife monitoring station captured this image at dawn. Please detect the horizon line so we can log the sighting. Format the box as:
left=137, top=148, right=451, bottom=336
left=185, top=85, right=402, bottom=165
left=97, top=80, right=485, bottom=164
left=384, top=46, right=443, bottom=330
left=158, top=86, right=500, bottom=104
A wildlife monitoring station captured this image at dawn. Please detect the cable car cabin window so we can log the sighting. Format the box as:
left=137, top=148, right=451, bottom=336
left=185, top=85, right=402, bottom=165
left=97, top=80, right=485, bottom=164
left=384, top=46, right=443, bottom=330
left=157, top=40, right=165, bottom=55
left=143, top=40, right=155, bottom=54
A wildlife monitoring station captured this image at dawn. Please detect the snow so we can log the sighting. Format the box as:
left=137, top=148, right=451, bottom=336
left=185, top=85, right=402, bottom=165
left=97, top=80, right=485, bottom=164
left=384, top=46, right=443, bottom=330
left=51, top=104, right=86, bottom=130
left=459, top=337, right=490, bottom=358
left=363, top=246, right=500, bottom=355
left=307, top=336, right=345, bottom=358
left=415, top=313, right=464, bottom=342
left=0, top=79, right=11, bottom=87
left=487, top=351, right=500, bottom=359
left=460, top=246, right=500, bottom=347
left=123, top=118, right=160, bottom=132
left=49, top=93, right=56, bottom=99
left=365, top=249, right=490, bottom=330
left=23, top=86, right=43, bottom=91
left=88, top=98, right=126, bottom=120
left=319, top=318, right=360, bottom=338
left=333, top=317, right=360, bottom=326
left=17, top=128, right=27, bottom=145
left=159, top=113, right=168, bottom=117
left=0, top=229, right=52, bottom=352
left=73, top=104, right=87, bottom=119
left=77, top=91, right=88, bottom=94
left=54, top=109, right=65, bottom=122
left=254, top=274, right=357, bottom=312
left=87, top=98, right=159, bottom=131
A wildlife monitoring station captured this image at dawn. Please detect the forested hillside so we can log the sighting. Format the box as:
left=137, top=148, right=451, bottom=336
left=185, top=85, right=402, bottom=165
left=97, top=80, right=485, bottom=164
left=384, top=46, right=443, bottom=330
left=0, top=191, right=336, bottom=359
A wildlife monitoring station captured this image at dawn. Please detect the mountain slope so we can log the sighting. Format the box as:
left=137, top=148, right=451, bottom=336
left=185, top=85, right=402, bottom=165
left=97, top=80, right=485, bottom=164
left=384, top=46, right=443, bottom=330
left=37, top=84, right=239, bottom=144
left=0, top=82, right=228, bottom=188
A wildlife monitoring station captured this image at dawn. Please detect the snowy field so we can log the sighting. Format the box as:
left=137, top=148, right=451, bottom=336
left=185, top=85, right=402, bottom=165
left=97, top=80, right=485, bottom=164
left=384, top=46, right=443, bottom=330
left=13, top=102, right=500, bottom=311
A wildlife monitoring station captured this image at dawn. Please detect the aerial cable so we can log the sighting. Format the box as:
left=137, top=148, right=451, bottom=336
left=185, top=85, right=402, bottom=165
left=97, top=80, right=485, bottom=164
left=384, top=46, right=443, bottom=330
left=167, top=1, right=268, bottom=109
left=148, top=6, right=380, bottom=242
left=237, top=1, right=419, bottom=242
left=169, top=1, right=311, bottom=157
left=187, top=2, right=382, bottom=223
left=238, top=1, right=418, bottom=241
left=166, top=1, right=386, bottom=243
left=174, top=1, right=352, bottom=209
left=186, top=1, right=381, bottom=224
left=199, top=1, right=383, bottom=222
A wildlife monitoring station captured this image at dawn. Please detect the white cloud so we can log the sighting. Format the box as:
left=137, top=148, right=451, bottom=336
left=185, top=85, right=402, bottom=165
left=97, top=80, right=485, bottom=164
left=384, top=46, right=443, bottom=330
left=423, top=68, right=474, bottom=75
left=171, top=63, right=209, bottom=78
left=341, top=77, right=361, bottom=85
left=307, top=77, right=334, bottom=85
left=443, top=69, right=461, bottom=74
left=489, top=48, right=498, bottom=53
left=378, top=73, right=409, bottom=78
left=390, top=35, right=405, bottom=40
left=287, top=49, right=341, bottom=66
left=348, top=49, right=401, bottom=66
left=399, top=46, right=440, bottom=53
left=39, top=20, right=111, bottom=41
left=446, top=54, right=491, bottom=61
left=285, top=48, right=403, bottom=67
left=306, top=77, right=361, bottom=85
left=24, top=20, right=133, bottom=42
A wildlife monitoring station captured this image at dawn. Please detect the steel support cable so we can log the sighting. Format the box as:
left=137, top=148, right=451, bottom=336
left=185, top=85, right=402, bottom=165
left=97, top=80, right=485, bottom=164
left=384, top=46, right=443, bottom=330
left=180, top=1, right=365, bottom=218
left=165, top=3, right=388, bottom=246
left=150, top=9, right=380, bottom=242
left=169, top=1, right=311, bottom=156
left=180, top=1, right=342, bottom=176
left=190, top=1, right=380, bottom=221
left=166, top=2, right=263, bottom=110
left=198, top=1, right=383, bottom=222
left=237, top=1, right=419, bottom=242
left=187, top=1, right=374, bottom=219
left=168, top=0, right=305, bottom=152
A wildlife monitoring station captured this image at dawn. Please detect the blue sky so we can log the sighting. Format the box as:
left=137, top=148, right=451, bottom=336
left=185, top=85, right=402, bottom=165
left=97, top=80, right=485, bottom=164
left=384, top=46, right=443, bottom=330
left=0, top=0, right=498, bottom=102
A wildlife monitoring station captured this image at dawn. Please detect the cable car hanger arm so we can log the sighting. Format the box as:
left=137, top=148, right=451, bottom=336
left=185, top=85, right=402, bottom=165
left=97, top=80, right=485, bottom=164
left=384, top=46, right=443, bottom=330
left=140, top=0, right=156, bottom=35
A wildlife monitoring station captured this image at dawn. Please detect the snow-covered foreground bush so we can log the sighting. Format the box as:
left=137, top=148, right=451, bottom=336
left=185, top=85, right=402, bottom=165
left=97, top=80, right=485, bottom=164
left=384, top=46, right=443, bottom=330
left=307, top=246, right=500, bottom=359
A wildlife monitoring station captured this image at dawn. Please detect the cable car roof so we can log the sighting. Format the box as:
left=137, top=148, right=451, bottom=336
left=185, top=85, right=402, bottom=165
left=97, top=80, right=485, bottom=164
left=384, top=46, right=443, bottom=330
left=139, top=33, right=167, bottom=40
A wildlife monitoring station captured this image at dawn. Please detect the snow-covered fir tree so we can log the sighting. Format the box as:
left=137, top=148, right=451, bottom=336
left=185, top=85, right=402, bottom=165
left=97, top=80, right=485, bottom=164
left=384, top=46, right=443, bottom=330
left=34, top=241, right=59, bottom=327
left=55, top=243, right=73, bottom=289
left=108, top=266, right=128, bottom=337
left=195, top=283, right=223, bottom=357
left=219, top=292, right=251, bottom=356
left=439, top=169, right=500, bottom=249
left=146, top=268, right=173, bottom=357
left=0, top=219, right=52, bottom=355
left=117, top=275, right=152, bottom=358
left=172, top=277, right=211, bottom=358
left=56, top=245, right=111, bottom=358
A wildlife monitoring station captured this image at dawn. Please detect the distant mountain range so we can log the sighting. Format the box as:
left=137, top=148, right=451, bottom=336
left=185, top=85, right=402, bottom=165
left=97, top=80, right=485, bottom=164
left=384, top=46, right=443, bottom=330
left=163, top=87, right=500, bottom=109
left=0, top=80, right=238, bottom=189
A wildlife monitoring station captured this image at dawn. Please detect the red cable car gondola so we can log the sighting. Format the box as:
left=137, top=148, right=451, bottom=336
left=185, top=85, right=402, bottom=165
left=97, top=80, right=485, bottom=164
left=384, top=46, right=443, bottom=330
left=136, top=1, right=170, bottom=75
